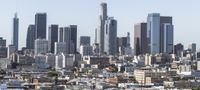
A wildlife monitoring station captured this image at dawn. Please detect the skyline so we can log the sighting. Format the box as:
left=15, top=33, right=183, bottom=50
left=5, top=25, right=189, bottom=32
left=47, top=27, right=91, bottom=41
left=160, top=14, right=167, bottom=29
left=0, top=0, right=200, bottom=49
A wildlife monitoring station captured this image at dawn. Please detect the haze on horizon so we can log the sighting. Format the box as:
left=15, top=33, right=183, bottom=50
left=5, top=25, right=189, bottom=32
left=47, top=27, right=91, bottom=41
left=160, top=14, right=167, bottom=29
left=0, top=0, right=199, bottom=50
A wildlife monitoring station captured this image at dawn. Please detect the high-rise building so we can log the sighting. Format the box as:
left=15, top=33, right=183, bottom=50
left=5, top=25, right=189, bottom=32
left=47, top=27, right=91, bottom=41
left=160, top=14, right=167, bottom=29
left=0, top=37, right=6, bottom=47
left=174, top=43, right=184, bottom=57
left=134, top=23, right=148, bottom=55
left=188, top=43, right=196, bottom=54
left=104, top=17, right=117, bottom=55
left=12, top=13, right=19, bottom=50
left=48, top=24, right=58, bottom=53
left=34, top=39, right=48, bottom=55
left=160, top=16, right=173, bottom=53
left=54, top=42, right=67, bottom=55
left=96, top=2, right=108, bottom=54
left=117, top=37, right=127, bottom=55
left=147, top=13, right=173, bottom=54
left=7, top=45, right=16, bottom=58
left=35, top=13, right=47, bottom=39
left=69, top=25, right=77, bottom=53
left=147, top=13, right=160, bottom=55
left=80, top=45, right=93, bottom=56
left=58, top=27, right=64, bottom=42
left=80, top=36, right=91, bottom=46
left=163, top=23, right=174, bottom=54
left=26, top=24, right=36, bottom=49
left=0, top=37, right=7, bottom=58
left=59, top=25, right=77, bottom=54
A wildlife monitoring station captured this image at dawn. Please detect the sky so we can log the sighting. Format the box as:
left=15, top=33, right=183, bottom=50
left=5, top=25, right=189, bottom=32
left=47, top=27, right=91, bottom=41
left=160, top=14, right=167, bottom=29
left=0, top=0, right=200, bottom=50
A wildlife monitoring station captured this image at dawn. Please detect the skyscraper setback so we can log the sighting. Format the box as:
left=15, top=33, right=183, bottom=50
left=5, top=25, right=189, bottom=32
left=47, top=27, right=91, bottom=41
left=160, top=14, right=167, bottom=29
left=12, top=13, right=19, bottom=51
left=35, top=13, right=47, bottom=39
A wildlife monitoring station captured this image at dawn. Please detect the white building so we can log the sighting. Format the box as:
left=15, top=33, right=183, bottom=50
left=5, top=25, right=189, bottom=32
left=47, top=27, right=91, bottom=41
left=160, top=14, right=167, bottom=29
left=54, top=42, right=67, bottom=54
left=7, top=45, right=16, bottom=58
left=34, top=39, right=48, bottom=55
left=55, top=53, right=74, bottom=69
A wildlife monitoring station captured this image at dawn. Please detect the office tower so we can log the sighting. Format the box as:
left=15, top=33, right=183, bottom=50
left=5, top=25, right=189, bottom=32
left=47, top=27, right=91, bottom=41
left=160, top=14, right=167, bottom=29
left=163, top=23, right=174, bottom=54
left=147, top=13, right=173, bottom=54
left=63, top=27, right=71, bottom=54
left=80, top=45, right=93, bottom=56
left=80, top=36, right=91, bottom=46
left=117, top=37, right=127, bottom=55
left=7, top=45, right=16, bottom=58
left=174, top=43, right=184, bottom=57
left=46, top=53, right=56, bottom=68
left=127, top=32, right=131, bottom=47
left=48, top=24, right=58, bottom=53
left=34, top=39, right=48, bottom=55
left=58, top=27, right=64, bottom=42
left=0, top=37, right=6, bottom=47
left=35, top=13, right=47, bottom=39
left=54, top=42, right=67, bottom=55
left=69, top=25, right=77, bottom=53
left=93, top=43, right=100, bottom=55
left=188, top=43, right=196, bottom=54
left=0, top=37, right=7, bottom=58
left=160, top=16, right=173, bottom=53
left=12, top=13, right=19, bottom=50
left=147, top=13, right=160, bottom=54
left=59, top=25, right=77, bottom=54
left=96, top=2, right=108, bottom=54
left=104, top=17, right=117, bottom=55
left=26, top=24, right=36, bottom=49
left=134, top=23, right=148, bottom=55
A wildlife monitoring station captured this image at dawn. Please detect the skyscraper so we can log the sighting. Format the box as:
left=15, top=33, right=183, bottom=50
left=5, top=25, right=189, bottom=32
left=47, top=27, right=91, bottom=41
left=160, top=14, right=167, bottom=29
left=12, top=13, right=19, bottom=50
left=80, top=36, right=91, bottom=46
left=163, top=23, right=174, bottom=54
left=134, top=22, right=148, bottom=55
left=26, top=24, right=36, bottom=49
left=188, top=43, right=196, bottom=54
left=0, top=37, right=7, bottom=58
left=160, top=16, right=173, bottom=53
left=58, top=27, right=64, bottom=42
left=147, top=13, right=160, bottom=55
left=69, top=25, right=77, bottom=53
left=147, top=13, right=173, bottom=54
left=35, top=13, right=47, bottom=39
left=96, top=2, right=108, bottom=54
left=59, top=25, right=77, bottom=54
left=48, top=24, right=58, bottom=53
left=104, top=17, right=117, bottom=55
left=34, top=39, right=48, bottom=55
left=174, top=43, right=184, bottom=57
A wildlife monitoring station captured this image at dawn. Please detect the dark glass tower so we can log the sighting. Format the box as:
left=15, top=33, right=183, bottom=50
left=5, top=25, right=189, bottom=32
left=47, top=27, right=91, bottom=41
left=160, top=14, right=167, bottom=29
left=48, top=24, right=58, bottom=53
left=35, top=13, right=47, bottom=39
left=12, top=13, right=19, bottom=50
left=26, top=24, right=36, bottom=49
left=69, top=25, right=77, bottom=53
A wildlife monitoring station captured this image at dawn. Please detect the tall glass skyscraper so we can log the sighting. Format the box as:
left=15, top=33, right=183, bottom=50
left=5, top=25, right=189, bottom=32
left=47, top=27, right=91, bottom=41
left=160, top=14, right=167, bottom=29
left=96, top=2, right=108, bottom=54
left=147, top=13, right=160, bottom=55
left=26, top=24, right=36, bottom=49
left=48, top=24, right=58, bottom=53
left=35, top=13, right=47, bottom=39
left=104, top=17, right=117, bottom=55
left=12, top=13, right=19, bottom=50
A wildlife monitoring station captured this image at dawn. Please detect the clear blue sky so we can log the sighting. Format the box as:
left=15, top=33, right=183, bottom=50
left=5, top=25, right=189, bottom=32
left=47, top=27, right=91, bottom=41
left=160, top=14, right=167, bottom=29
left=0, top=0, right=200, bottom=50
